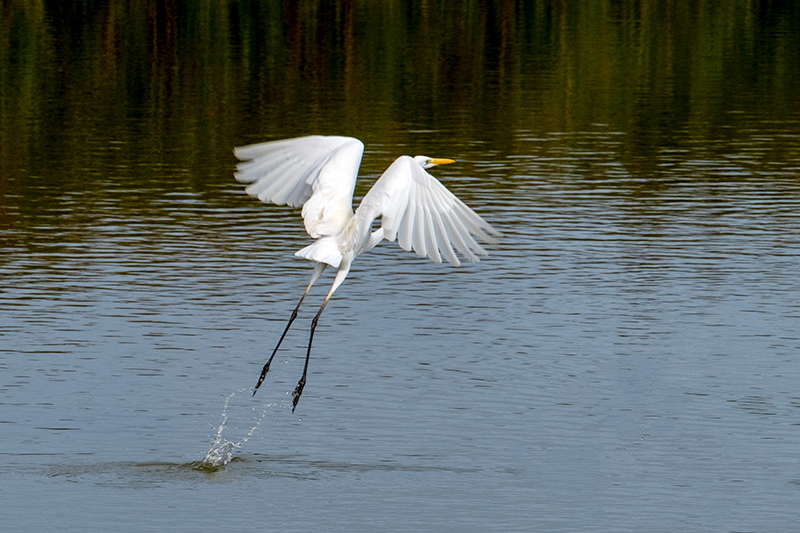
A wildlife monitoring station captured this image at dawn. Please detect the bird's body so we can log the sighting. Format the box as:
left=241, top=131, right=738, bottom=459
left=234, top=135, right=500, bottom=411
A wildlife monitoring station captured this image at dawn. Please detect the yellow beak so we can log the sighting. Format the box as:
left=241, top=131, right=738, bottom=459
left=430, top=158, right=455, bottom=165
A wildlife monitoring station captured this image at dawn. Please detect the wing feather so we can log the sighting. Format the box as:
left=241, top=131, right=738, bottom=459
left=234, top=135, right=364, bottom=238
left=356, top=155, right=500, bottom=265
left=440, top=210, right=480, bottom=262
left=423, top=205, right=442, bottom=263
left=413, top=196, right=427, bottom=258
left=396, top=202, right=413, bottom=251
left=430, top=206, right=459, bottom=266
left=425, top=184, right=474, bottom=264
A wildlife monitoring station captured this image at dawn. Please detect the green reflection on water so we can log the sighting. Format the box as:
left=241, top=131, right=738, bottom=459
left=1, top=0, right=798, bottom=225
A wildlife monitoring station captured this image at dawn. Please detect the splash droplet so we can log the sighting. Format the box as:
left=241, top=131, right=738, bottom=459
left=201, top=388, right=272, bottom=468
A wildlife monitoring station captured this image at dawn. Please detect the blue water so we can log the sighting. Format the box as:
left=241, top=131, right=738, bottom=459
left=3, top=126, right=800, bottom=531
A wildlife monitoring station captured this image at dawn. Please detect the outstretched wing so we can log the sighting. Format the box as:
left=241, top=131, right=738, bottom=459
left=234, top=136, right=364, bottom=238
left=355, top=156, right=501, bottom=266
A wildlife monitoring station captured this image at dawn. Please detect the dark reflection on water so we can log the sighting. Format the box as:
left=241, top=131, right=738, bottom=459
left=28, top=455, right=482, bottom=485
left=2, top=1, right=800, bottom=532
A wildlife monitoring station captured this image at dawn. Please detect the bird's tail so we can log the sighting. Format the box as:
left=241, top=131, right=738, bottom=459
left=295, top=237, right=343, bottom=269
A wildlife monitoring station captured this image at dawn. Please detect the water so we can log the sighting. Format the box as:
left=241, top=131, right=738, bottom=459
left=2, top=1, right=800, bottom=531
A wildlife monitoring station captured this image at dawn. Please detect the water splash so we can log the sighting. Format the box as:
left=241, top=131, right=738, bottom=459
left=199, top=388, right=272, bottom=469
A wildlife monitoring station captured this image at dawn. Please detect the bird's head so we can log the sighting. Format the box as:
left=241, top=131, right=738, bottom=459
left=414, top=156, right=456, bottom=169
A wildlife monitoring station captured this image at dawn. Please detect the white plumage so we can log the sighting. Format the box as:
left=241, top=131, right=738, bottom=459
left=235, top=135, right=499, bottom=268
left=234, top=135, right=501, bottom=411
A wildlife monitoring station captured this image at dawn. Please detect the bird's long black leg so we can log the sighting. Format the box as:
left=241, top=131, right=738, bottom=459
left=253, top=293, right=305, bottom=395
left=291, top=262, right=350, bottom=412
left=253, top=263, right=326, bottom=396
left=292, top=298, right=329, bottom=412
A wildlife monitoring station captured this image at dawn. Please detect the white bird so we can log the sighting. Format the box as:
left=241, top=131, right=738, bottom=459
left=234, top=135, right=500, bottom=411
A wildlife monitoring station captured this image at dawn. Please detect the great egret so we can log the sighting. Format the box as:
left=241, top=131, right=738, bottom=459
left=234, top=135, right=500, bottom=411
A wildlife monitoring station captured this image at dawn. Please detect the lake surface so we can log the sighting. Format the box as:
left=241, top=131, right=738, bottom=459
left=2, top=1, right=800, bottom=531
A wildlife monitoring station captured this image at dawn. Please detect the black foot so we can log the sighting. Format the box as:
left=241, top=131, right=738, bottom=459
left=252, top=360, right=272, bottom=396
left=291, top=376, right=306, bottom=413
